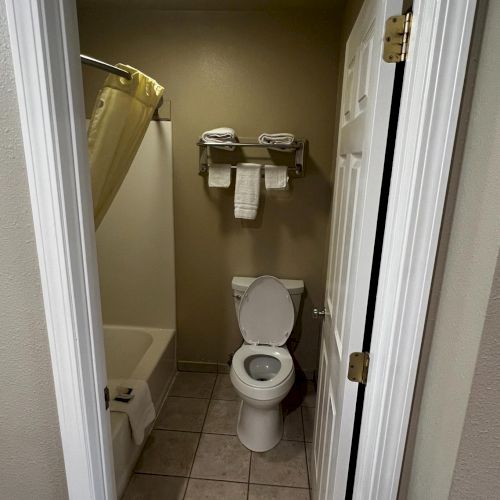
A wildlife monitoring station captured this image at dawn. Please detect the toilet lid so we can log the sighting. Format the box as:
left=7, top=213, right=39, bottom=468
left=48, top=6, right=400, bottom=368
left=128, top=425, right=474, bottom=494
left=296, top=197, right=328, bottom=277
left=238, top=275, right=294, bottom=346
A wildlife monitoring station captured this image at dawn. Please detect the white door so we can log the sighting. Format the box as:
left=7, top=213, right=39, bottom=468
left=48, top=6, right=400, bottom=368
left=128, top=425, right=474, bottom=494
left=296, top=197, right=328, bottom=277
left=312, top=0, right=401, bottom=498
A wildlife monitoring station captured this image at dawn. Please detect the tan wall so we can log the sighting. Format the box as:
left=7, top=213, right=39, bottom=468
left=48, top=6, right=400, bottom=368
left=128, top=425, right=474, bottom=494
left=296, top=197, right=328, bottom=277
left=400, top=0, right=500, bottom=497
left=0, top=4, right=68, bottom=499
left=449, top=250, right=500, bottom=498
left=96, top=122, right=176, bottom=330
left=78, top=8, right=340, bottom=371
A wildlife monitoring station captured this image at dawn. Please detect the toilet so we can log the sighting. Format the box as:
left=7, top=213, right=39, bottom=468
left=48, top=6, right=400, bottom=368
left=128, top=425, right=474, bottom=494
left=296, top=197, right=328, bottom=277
left=230, top=275, right=304, bottom=452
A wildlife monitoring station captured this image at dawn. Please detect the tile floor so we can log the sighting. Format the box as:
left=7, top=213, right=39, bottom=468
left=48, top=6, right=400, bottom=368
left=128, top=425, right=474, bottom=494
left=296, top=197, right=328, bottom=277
left=123, top=371, right=316, bottom=500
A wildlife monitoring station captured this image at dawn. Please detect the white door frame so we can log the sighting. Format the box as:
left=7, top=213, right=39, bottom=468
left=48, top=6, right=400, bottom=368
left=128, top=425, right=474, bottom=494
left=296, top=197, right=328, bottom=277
left=4, top=1, right=476, bottom=499
left=353, top=1, right=476, bottom=498
left=4, top=1, right=115, bottom=499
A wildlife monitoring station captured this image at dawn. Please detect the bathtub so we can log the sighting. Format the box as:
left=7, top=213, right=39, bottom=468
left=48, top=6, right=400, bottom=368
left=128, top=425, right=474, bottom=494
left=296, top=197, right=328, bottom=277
left=104, top=325, right=176, bottom=497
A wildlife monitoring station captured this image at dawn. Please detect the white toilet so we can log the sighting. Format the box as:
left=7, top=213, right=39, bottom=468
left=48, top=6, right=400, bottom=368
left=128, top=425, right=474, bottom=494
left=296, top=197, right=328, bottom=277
left=230, top=275, right=304, bottom=452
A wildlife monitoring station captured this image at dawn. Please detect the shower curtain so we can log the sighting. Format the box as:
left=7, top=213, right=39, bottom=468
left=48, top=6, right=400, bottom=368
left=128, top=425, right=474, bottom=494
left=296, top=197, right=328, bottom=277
left=88, top=64, right=164, bottom=228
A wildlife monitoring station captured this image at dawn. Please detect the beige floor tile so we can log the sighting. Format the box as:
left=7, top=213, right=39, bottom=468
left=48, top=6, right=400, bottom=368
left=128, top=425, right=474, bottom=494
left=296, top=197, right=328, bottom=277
left=203, top=400, right=240, bottom=435
left=155, top=397, right=209, bottom=432
left=283, top=406, right=304, bottom=441
left=191, top=433, right=251, bottom=482
left=122, top=474, right=187, bottom=500
left=250, top=440, right=309, bottom=488
left=212, top=374, right=239, bottom=401
left=248, top=484, right=310, bottom=500
left=169, top=372, right=216, bottom=398
left=135, top=430, right=199, bottom=476
left=301, top=406, right=315, bottom=443
left=301, top=381, right=317, bottom=408
left=184, top=478, right=248, bottom=500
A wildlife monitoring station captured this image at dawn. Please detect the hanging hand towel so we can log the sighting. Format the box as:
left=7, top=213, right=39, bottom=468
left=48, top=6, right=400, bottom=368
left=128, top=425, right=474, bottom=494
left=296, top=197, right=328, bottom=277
left=108, top=379, right=156, bottom=445
left=234, top=163, right=261, bottom=220
left=208, top=163, right=232, bottom=188
left=201, top=127, right=237, bottom=150
left=258, top=133, right=295, bottom=151
left=88, top=64, right=164, bottom=229
left=264, top=165, right=289, bottom=190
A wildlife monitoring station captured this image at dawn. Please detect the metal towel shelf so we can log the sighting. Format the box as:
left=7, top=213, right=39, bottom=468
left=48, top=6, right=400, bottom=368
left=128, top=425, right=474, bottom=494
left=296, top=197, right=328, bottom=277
left=197, top=139, right=305, bottom=176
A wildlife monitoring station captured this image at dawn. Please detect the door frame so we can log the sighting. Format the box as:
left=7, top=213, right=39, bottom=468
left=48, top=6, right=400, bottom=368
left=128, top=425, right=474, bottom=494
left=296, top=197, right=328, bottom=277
left=4, top=1, right=476, bottom=500
left=352, top=1, right=476, bottom=498
left=4, top=1, right=115, bottom=499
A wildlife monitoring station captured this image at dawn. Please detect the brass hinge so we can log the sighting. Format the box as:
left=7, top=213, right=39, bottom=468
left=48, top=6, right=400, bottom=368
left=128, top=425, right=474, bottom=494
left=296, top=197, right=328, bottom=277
left=383, top=12, right=412, bottom=63
left=104, top=386, right=110, bottom=410
left=348, top=352, right=370, bottom=384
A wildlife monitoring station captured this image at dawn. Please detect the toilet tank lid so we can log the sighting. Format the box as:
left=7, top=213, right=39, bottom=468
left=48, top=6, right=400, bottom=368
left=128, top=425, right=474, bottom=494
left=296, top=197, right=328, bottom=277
left=232, top=276, right=304, bottom=295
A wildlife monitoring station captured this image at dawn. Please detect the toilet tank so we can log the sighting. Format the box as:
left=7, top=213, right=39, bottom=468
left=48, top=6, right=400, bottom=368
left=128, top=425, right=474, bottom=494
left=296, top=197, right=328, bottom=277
left=231, top=276, right=304, bottom=322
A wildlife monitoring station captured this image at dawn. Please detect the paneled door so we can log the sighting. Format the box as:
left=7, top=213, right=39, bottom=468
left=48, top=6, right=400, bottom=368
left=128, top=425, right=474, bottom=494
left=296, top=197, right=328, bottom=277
left=311, top=0, right=401, bottom=498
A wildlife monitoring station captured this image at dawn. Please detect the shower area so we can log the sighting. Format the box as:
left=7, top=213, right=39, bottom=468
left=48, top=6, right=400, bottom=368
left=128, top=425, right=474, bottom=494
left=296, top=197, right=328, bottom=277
left=82, top=57, right=177, bottom=494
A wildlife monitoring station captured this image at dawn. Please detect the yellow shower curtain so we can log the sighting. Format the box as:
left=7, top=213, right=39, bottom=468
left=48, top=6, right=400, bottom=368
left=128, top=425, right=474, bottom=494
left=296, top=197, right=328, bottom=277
left=88, top=64, right=164, bottom=228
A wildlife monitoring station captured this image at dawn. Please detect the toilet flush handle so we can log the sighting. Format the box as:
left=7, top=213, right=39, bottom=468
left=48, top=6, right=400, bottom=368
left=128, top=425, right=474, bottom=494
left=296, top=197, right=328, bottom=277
left=312, top=307, right=326, bottom=320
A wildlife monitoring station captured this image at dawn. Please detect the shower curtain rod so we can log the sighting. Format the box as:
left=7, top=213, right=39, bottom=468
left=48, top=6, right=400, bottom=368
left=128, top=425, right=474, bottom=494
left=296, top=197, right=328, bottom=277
left=80, top=54, right=167, bottom=120
left=80, top=54, right=132, bottom=80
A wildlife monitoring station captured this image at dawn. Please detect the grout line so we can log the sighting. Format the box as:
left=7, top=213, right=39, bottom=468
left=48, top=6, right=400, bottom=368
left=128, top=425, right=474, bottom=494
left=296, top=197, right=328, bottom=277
left=247, top=481, right=312, bottom=491
left=181, top=372, right=217, bottom=500
left=151, top=428, right=200, bottom=435
left=165, top=394, right=212, bottom=400
left=247, top=452, right=252, bottom=500
left=301, top=406, right=312, bottom=492
left=153, top=428, right=263, bottom=440
left=135, top=471, right=190, bottom=479
left=135, top=472, right=311, bottom=490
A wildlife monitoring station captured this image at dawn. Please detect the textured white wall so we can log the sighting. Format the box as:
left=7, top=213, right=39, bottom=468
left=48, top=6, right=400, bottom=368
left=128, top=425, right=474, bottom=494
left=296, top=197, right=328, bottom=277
left=0, top=4, right=68, bottom=499
left=450, top=250, right=500, bottom=498
left=402, top=0, right=500, bottom=497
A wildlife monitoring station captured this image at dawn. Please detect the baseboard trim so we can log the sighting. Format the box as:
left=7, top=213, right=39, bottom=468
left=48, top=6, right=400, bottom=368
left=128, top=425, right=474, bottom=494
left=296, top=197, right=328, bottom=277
left=177, top=360, right=230, bottom=374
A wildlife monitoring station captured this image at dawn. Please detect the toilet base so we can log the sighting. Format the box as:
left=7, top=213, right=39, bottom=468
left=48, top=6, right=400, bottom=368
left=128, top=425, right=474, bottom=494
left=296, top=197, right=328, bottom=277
left=236, top=400, right=283, bottom=452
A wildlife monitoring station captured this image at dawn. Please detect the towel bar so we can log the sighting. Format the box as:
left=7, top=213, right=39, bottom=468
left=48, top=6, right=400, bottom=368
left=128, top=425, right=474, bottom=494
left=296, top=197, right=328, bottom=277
left=197, top=138, right=305, bottom=176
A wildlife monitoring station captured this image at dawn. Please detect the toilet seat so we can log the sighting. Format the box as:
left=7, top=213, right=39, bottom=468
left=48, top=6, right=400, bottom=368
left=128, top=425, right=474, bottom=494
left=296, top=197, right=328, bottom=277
left=238, top=275, right=295, bottom=347
left=232, top=344, right=294, bottom=390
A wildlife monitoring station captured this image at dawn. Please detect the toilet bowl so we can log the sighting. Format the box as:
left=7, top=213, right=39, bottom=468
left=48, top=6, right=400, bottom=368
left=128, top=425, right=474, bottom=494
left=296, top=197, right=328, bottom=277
left=230, top=275, right=304, bottom=452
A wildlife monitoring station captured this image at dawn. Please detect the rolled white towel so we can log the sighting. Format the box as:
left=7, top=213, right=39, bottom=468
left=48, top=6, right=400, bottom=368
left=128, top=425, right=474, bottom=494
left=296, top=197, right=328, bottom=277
left=258, top=133, right=295, bottom=146
left=201, top=127, right=236, bottom=150
left=264, top=165, right=288, bottom=190
left=208, top=163, right=232, bottom=188
left=234, top=163, right=261, bottom=220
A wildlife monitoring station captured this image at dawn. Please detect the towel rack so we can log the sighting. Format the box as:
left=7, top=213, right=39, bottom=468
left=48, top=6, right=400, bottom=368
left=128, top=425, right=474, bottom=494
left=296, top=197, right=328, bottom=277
left=197, top=139, right=305, bottom=176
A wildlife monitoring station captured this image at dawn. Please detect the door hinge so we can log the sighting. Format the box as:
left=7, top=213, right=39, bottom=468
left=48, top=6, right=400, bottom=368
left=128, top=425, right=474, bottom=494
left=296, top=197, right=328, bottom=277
left=383, top=12, right=412, bottom=63
left=348, top=352, right=370, bottom=384
left=104, top=386, right=110, bottom=410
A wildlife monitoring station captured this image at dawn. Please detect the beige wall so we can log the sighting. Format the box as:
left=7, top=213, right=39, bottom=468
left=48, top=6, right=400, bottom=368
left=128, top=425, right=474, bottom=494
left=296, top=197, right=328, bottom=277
left=0, top=4, right=68, bottom=499
left=449, top=250, right=500, bottom=498
left=400, top=0, right=500, bottom=497
left=96, top=122, right=176, bottom=330
left=78, top=8, right=340, bottom=371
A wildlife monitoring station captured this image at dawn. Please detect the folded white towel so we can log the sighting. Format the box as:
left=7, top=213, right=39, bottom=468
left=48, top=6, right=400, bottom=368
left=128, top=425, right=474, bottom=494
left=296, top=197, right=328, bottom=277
left=234, top=163, right=261, bottom=220
left=109, top=379, right=156, bottom=445
left=208, top=163, right=232, bottom=188
left=264, top=165, right=288, bottom=190
left=201, top=127, right=236, bottom=151
left=258, top=133, right=295, bottom=146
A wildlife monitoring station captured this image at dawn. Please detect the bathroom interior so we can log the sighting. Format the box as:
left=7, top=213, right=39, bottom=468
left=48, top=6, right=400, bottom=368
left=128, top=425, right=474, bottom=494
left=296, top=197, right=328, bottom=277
left=77, top=0, right=360, bottom=498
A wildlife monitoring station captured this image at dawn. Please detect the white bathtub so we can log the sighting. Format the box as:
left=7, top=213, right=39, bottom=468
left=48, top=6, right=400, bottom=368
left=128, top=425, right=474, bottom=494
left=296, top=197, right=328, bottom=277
left=104, top=325, right=176, bottom=497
